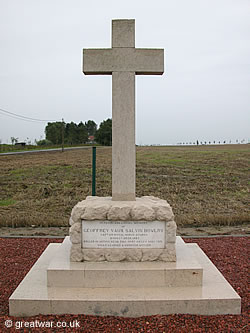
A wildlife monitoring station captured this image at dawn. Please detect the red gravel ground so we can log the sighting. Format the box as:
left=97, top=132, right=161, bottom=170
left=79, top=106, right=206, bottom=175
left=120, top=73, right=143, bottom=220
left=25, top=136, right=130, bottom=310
left=0, top=237, right=248, bottom=332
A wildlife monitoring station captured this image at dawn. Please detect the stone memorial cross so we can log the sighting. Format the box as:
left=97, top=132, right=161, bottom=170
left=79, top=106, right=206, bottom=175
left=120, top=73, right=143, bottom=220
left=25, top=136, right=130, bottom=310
left=83, top=19, right=164, bottom=201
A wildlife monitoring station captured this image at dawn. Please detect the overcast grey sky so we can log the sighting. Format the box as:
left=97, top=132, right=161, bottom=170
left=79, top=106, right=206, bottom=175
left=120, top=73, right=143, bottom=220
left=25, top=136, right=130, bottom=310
left=0, top=0, right=249, bottom=145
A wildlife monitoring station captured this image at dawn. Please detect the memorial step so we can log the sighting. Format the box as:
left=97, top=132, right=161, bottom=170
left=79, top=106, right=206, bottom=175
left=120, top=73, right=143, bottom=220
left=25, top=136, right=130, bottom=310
left=47, top=237, right=203, bottom=288
left=9, top=238, right=241, bottom=317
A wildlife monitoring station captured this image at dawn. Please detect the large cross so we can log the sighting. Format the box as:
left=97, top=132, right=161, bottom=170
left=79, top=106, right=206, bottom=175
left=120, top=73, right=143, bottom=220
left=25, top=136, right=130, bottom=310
left=83, top=19, right=164, bottom=201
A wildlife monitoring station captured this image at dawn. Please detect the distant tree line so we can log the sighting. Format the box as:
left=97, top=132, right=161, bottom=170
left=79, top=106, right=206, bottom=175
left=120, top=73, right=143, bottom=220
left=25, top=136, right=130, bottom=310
left=95, top=118, right=112, bottom=146
left=38, top=119, right=112, bottom=146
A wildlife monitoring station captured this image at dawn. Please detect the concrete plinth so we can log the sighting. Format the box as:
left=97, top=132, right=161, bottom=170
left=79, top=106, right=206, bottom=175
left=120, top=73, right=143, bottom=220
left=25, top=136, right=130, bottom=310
left=9, top=237, right=241, bottom=317
left=47, top=237, right=202, bottom=288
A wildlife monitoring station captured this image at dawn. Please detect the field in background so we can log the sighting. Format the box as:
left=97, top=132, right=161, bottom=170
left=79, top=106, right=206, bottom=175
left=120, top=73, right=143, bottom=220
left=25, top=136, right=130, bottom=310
left=0, top=143, right=97, bottom=153
left=0, top=145, right=249, bottom=228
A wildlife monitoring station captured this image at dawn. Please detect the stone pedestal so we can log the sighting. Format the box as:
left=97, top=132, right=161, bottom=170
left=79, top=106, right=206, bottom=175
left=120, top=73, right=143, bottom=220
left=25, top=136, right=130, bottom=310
left=69, top=196, right=177, bottom=262
left=7, top=18, right=242, bottom=317
left=9, top=236, right=241, bottom=316
left=47, top=238, right=203, bottom=289
left=9, top=196, right=241, bottom=317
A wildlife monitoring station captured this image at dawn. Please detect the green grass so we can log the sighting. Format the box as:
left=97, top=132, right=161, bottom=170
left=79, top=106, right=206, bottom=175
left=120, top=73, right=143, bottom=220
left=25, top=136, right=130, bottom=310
left=0, top=199, right=16, bottom=207
left=0, top=143, right=101, bottom=154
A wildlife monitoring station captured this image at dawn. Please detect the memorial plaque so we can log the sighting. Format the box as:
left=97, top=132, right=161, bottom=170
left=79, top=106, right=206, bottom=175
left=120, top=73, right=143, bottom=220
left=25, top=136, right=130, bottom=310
left=82, top=221, right=165, bottom=248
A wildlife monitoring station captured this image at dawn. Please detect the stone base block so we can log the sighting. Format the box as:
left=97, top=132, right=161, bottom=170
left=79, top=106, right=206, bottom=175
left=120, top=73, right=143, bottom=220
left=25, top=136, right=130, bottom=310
left=47, top=237, right=202, bottom=288
left=69, top=196, right=178, bottom=262
left=70, top=196, right=175, bottom=223
left=9, top=237, right=241, bottom=317
left=79, top=245, right=176, bottom=263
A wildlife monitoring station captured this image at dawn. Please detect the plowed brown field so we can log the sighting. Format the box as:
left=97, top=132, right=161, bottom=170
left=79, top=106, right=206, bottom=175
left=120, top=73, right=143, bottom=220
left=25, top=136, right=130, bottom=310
left=0, top=145, right=249, bottom=228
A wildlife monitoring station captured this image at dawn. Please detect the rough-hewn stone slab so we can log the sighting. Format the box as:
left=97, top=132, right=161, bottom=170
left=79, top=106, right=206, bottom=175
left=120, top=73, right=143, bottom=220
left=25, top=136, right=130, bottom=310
left=70, top=196, right=174, bottom=223
left=69, top=196, right=177, bottom=262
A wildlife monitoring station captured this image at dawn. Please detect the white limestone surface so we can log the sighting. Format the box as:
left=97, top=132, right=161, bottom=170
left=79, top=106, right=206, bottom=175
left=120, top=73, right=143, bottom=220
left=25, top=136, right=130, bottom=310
left=69, top=196, right=177, bottom=262
left=82, top=220, right=166, bottom=249
left=47, top=237, right=202, bottom=289
left=70, top=196, right=174, bottom=223
left=83, top=19, right=163, bottom=201
left=9, top=237, right=241, bottom=317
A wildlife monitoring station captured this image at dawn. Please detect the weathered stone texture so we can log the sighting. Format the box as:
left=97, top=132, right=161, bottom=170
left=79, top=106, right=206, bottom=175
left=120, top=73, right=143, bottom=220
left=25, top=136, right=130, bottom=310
left=125, top=249, right=142, bottom=262
left=166, top=221, right=177, bottom=243
left=141, top=249, right=163, bottom=262
left=155, top=204, right=174, bottom=221
left=82, top=203, right=111, bottom=220
left=69, top=217, right=74, bottom=226
left=82, top=249, right=106, bottom=262
left=70, top=196, right=175, bottom=223
left=70, top=244, right=83, bottom=262
left=131, top=204, right=155, bottom=220
left=159, top=244, right=176, bottom=262
left=80, top=248, right=175, bottom=262
left=105, top=249, right=127, bottom=262
left=71, top=203, right=86, bottom=224
left=107, top=204, right=131, bottom=220
left=69, top=222, right=81, bottom=244
left=69, top=196, right=177, bottom=262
